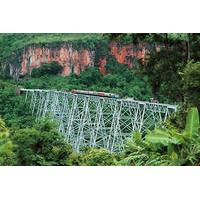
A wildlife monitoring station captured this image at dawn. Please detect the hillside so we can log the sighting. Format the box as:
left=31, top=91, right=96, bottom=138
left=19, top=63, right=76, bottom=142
left=0, top=33, right=101, bottom=61
left=0, top=33, right=151, bottom=80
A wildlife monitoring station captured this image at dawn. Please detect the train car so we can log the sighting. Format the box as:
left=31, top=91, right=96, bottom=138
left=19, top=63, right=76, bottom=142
left=71, top=89, right=120, bottom=99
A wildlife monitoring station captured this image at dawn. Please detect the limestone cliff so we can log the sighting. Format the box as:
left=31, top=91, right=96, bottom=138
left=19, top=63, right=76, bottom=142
left=6, top=41, right=157, bottom=78
left=20, top=45, right=95, bottom=76
left=110, top=42, right=148, bottom=68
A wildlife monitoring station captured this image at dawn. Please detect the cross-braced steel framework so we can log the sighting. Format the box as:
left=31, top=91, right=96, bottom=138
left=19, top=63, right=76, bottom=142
left=21, top=89, right=177, bottom=152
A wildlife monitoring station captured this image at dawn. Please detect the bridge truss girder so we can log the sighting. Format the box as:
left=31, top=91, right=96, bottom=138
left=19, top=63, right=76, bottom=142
left=23, top=89, right=176, bottom=152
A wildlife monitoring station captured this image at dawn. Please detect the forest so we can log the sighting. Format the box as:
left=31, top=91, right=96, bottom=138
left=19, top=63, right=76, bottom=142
left=0, top=33, right=200, bottom=166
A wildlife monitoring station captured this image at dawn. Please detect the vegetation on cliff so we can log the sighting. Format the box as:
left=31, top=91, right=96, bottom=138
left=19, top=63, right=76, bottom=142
left=0, top=33, right=100, bottom=63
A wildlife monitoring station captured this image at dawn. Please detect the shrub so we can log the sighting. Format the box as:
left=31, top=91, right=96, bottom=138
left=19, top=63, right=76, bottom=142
left=77, top=67, right=103, bottom=86
left=81, top=148, right=117, bottom=166
left=0, top=118, right=16, bottom=165
left=0, top=80, right=34, bottom=128
left=31, top=61, right=63, bottom=77
left=11, top=119, right=73, bottom=166
left=181, top=61, right=200, bottom=111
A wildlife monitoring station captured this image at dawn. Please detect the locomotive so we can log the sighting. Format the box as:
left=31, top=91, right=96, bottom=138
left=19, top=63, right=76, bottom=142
left=71, top=89, right=120, bottom=99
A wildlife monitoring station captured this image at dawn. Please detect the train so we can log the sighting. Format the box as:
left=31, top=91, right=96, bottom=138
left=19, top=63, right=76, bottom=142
left=71, top=89, right=120, bottom=99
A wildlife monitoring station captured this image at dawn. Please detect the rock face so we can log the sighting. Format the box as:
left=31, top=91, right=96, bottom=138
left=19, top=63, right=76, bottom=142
left=20, top=45, right=95, bottom=76
left=110, top=42, right=148, bottom=68
left=98, top=57, right=107, bottom=75
left=7, top=41, right=156, bottom=78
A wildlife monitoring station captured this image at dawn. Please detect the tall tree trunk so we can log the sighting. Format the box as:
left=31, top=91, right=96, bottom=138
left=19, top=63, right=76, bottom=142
left=164, top=33, right=169, bottom=50
left=152, top=80, right=160, bottom=97
left=164, top=33, right=169, bottom=59
left=186, top=33, right=191, bottom=61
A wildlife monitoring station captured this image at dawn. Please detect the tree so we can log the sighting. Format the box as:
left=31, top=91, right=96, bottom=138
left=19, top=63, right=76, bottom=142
left=141, top=45, right=185, bottom=102
left=0, top=118, right=16, bottom=165
left=0, top=80, right=34, bottom=128
left=31, top=61, right=63, bottom=77
left=12, top=119, right=73, bottom=166
left=81, top=148, right=117, bottom=166
left=181, top=61, right=200, bottom=111
left=77, top=67, right=103, bottom=86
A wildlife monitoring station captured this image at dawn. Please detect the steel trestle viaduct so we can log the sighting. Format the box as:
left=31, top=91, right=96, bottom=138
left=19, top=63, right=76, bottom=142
left=21, top=89, right=177, bottom=152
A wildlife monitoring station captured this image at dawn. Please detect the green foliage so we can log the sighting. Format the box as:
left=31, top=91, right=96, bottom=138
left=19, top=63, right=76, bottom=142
left=11, top=118, right=73, bottom=166
left=6, top=62, right=153, bottom=101
left=0, top=118, right=9, bottom=136
left=66, top=152, right=84, bottom=166
left=81, top=148, right=117, bottom=166
left=103, top=33, right=153, bottom=44
left=141, top=48, right=184, bottom=103
left=119, top=107, right=200, bottom=166
left=104, top=33, right=200, bottom=104
left=0, top=80, right=34, bottom=128
left=145, top=129, right=181, bottom=146
left=168, top=33, right=189, bottom=41
left=69, top=57, right=152, bottom=100
left=77, top=67, right=103, bottom=86
left=181, top=61, right=200, bottom=110
left=94, top=39, right=109, bottom=65
left=0, top=33, right=101, bottom=63
left=32, top=62, right=63, bottom=77
left=184, top=107, right=199, bottom=137
left=0, top=118, right=16, bottom=165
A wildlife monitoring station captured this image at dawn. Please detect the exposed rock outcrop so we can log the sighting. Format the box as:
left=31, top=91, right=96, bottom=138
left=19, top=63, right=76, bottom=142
left=6, top=41, right=158, bottom=78
left=21, top=45, right=95, bottom=76
left=110, top=42, right=148, bottom=68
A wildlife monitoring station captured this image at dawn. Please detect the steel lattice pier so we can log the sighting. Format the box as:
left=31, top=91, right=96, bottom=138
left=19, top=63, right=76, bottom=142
left=21, top=89, right=177, bottom=152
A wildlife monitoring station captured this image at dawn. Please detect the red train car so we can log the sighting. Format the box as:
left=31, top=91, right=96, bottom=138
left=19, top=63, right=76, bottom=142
left=71, top=90, right=120, bottom=99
